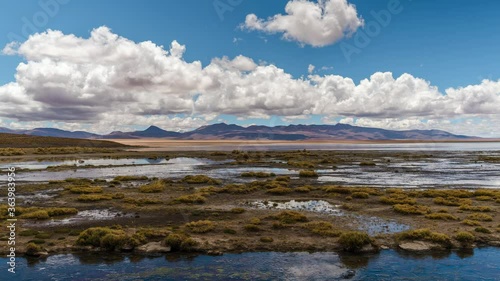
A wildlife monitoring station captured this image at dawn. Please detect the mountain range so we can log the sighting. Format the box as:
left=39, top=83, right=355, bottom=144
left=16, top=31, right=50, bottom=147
left=0, top=123, right=477, bottom=141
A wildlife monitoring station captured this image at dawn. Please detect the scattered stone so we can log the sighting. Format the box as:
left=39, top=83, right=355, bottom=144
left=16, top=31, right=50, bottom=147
left=136, top=242, right=171, bottom=253
left=207, top=250, right=223, bottom=256
left=399, top=241, right=439, bottom=252
left=342, top=270, right=356, bottom=279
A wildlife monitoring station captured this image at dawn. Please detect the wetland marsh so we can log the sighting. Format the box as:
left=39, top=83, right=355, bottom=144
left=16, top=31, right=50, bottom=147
left=1, top=145, right=499, bottom=279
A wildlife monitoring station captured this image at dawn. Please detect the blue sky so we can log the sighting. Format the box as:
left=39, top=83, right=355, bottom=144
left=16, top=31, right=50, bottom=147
left=0, top=0, right=499, bottom=136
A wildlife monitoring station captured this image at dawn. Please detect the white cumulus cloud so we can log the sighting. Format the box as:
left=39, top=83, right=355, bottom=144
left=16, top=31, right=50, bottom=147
left=242, top=0, right=364, bottom=47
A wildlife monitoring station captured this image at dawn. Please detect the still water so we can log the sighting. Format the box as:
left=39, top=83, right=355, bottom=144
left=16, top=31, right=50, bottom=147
left=1, top=248, right=498, bottom=281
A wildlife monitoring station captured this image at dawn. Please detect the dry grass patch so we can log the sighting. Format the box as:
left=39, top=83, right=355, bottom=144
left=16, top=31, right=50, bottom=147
left=459, top=205, right=492, bottom=212
left=338, top=231, right=371, bottom=252
left=425, top=213, right=458, bottom=221
left=139, top=180, right=166, bottom=193
left=396, top=228, right=452, bottom=247
left=304, top=221, right=342, bottom=237
left=173, top=193, right=207, bottom=204
left=466, top=213, right=493, bottom=222
left=393, top=204, right=430, bottom=215
left=433, top=197, right=472, bottom=206
left=185, top=220, right=216, bottom=234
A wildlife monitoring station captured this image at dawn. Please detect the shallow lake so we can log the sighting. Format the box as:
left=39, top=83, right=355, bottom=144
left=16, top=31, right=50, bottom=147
left=1, top=248, right=498, bottom=280
left=132, top=141, right=500, bottom=152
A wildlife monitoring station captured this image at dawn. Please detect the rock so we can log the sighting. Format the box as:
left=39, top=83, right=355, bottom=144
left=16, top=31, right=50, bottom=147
left=399, top=241, right=439, bottom=252
left=121, top=244, right=135, bottom=252
left=487, top=241, right=500, bottom=247
left=358, top=244, right=378, bottom=253
left=207, top=250, right=223, bottom=256
left=380, top=245, right=389, bottom=250
left=342, top=270, right=356, bottom=279
left=136, top=242, right=171, bottom=253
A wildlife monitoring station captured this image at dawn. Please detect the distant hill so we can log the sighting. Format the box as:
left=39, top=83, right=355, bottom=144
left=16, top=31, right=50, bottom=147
left=0, top=133, right=128, bottom=148
left=0, top=123, right=477, bottom=141
left=0, top=127, right=100, bottom=139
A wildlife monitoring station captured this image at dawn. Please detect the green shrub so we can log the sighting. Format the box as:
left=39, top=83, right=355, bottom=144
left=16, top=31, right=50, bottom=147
left=230, top=208, right=246, bottom=214
left=76, top=227, right=124, bottom=247
left=352, top=192, right=369, bottom=199
left=26, top=243, right=43, bottom=256
left=182, top=175, right=221, bottom=185
left=421, top=189, right=473, bottom=198
left=299, top=170, right=318, bottom=178
left=462, top=219, right=481, bottom=226
left=455, top=231, right=475, bottom=245
left=223, top=228, right=237, bottom=235
left=274, top=211, right=308, bottom=224
left=69, top=186, right=103, bottom=194
left=77, top=194, right=113, bottom=202
left=114, top=175, right=148, bottom=181
left=425, top=213, right=458, bottom=221
left=459, top=205, right=492, bottom=212
left=185, top=220, right=216, bottom=234
left=323, top=186, right=352, bottom=195
left=475, top=196, right=493, bottom=201
left=380, top=194, right=416, bottom=205
left=466, top=213, right=493, bottom=222
left=100, top=233, right=127, bottom=251
left=274, top=176, right=291, bottom=182
left=338, top=231, right=371, bottom=251
left=473, top=189, right=498, bottom=197
left=433, top=197, right=472, bottom=206
left=295, top=186, right=312, bottom=193
left=260, top=237, right=274, bottom=243
left=20, top=210, right=50, bottom=220
left=243, top=224, right=262, bottom=232
left=249, top=218, right=261, bottom=225
left=393, top=204, right=430, bottom=215
left=139, top=180, right=165, bottom=193
left=112, top=193, right=125, bottom=199
left=173, top=193, right=207, bottom=204
left=304, top=221, right=342, bottom=237
left=164, top=234, right=183, bottom=251
left=136, top=228, right=171, bottom=238
left=397, top=229, right=451, bottom=247
left=219, top=184, right=255, bottom=194
left=241, top=172, right=276, bottom=178
left=46, top=208, right=78, bottom=217
left=266, top=187, right=293, bottom=195
left=474, top=227, right=492, bottom=234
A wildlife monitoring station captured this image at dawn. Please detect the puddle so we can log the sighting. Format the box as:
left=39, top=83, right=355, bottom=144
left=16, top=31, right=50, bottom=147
left=247, top=200, right=343, bottom=216
left=11, top=188, right=63, bottom=204
left=0, top=157, right=229, bottom=171
left=318, top=157, right=500, bottom=188
left=206, top=167, right=295, bottom=182
left=15, top=158, right=230, bottom=182
left=23, top=209, right=134, bottom=227
left=352, top=216, right=410, bottom=235
left=247, top=199, right=409, bottom=235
